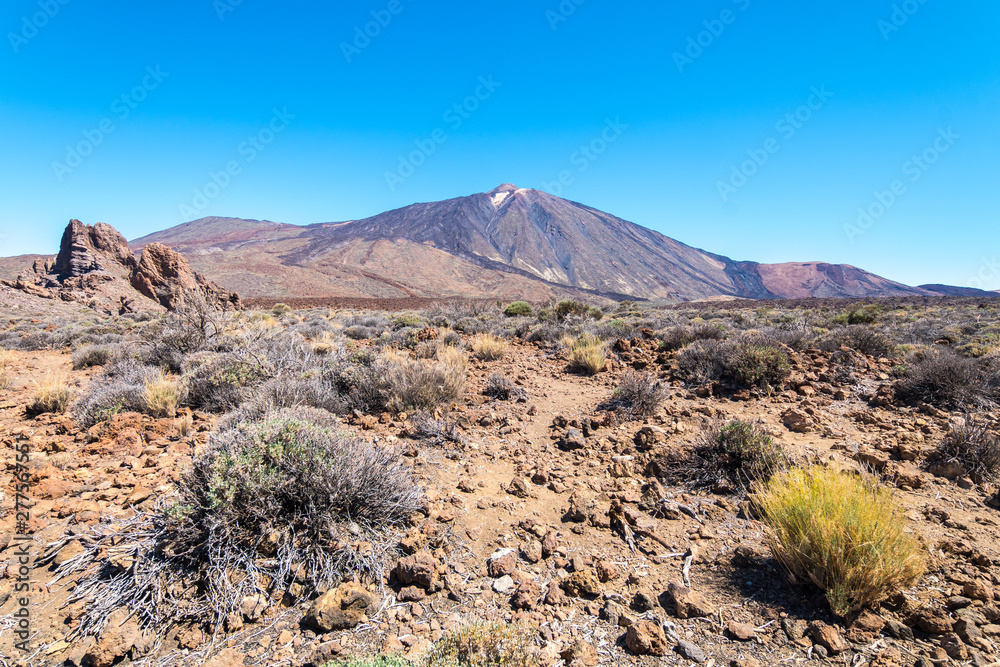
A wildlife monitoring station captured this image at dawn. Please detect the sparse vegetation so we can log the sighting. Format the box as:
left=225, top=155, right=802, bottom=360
left=27, top=374, right=72, bottom=415
left=503, top=301, right=533, bottom=317
left=0, top=350, right=12, bottom=389
left=687, top=419, right=785, bottom=491
left=754, top=466, right=925, bottom=616
left=425, top=622, right=538, bottom=667
left=144, top=374, right=182, bottom=418
left=896, top=349, right=988, bottom=409
left=469, top=334, right=509, bottom=361
left=610, top=370, right=667, bottom=416
left=934, top=415, right=1000, bottom=482
left=484, top=372, right=525, bottom=401
left=566, top=333, right=607, bottom=375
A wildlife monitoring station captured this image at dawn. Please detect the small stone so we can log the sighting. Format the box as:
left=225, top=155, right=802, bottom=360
left=595, top=560, right=619, bottom=583
left=487, top=548, right=517, bottom=577
left=561, top=570, right=602, bottom=598
left=560, top=639, right=599, bottom=667
left=675, top=640, right=707, bottom=663
left=625, top=620, right=669, bottom=656
left=493, top=576, right=516, bottom=595
left=809, top=621, right=848, bottom=655
left=727, top=620, right=756, bottom=641
left=666, top=582, right=714, bottom=619
left=306, top=584, right=376, bottom=632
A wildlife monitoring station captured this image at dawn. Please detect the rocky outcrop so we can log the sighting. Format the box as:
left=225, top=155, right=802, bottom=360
left=131, top=242, right=241, bottom=311
left=53, top=220, right=137, bottom=278
left=6, top=220, right=240, bottom=314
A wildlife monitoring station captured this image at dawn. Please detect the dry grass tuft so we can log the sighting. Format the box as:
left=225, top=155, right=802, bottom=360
left=566, top=334, right=608, bottom=375
left=0, top=350, right=13, bottom=390
left=469, top=334, right=509, bottom=361
left=144, top=375, right=182, bottom=418
left=28, top=374, right=72, bottom=415
left=754, top=465, right=925, bottom=616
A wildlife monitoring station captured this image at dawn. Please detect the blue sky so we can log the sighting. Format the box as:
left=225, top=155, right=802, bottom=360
left=1, top=0, right=998, bottom=289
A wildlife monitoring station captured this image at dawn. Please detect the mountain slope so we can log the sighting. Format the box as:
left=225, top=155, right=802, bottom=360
left=130, top=184, right=952, bottom=302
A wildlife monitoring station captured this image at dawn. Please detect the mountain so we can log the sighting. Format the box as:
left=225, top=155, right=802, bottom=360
left=132, top=184, right=957, bottom=303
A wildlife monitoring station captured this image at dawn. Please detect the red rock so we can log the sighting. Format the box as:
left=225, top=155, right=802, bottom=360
left=625, top=620, right=669, bottom=656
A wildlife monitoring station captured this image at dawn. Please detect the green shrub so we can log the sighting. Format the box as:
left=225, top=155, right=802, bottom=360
left=728, top=339, right=790, bottom=390
left=555, top=299, right=602, bottom=321
left=503, top=301, right=533, bottom=317
left=272, top=303, right=292, bottom=317
left=391, top=313, right=428, bottom=330
left=324, top=658, right=410, bottom=667
left=754, top=466, right=925, bottom=616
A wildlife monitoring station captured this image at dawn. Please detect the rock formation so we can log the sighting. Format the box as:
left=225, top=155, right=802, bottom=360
left=5, top=220, right=241, bottom=314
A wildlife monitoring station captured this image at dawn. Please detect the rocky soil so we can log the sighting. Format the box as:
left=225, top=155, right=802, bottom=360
left=2, top=329, right=1000, bottom=666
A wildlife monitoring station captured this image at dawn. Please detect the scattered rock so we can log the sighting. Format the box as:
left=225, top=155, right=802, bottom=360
left=666, top=582, right=714, bottom=619
left=305, top=583, right=376, bottom=632
left=626, top=620, right=669, bottom=656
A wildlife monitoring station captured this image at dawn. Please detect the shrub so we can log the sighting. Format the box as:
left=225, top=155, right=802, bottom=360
left=895, top=351, right=986, bottom=409
left=344, top=325, right=378, bottom=340
left=484, top=373, right=525, bottom=401
left=728, top=338, right=790, bottom=390
left=183, top=352, right=270, bottom=413
left=690, top=420, right=785, bottom=490
left=385, top=358, right=464, bottom=412
left=566, top=334, right=607, bottom=375
left=469, top=334, right=508, bottom=361
left=610, top=371, right=667, bottom=416
left=272, top=302, right=292, bottom=317
left=503, top=301, right=533, bottom=317
left=72, top=344, right=120, bottom=369
left=27, top=375, right=72, bottom=415
left=935, top=416, right=1000, bottom=482
left=554, top=299, right=603, bottom=321
left=391, top=313, right=427, bottom=330
left=754, top=466, right=925, bottom=616
left=59, top=408, right=423, bottom=640
left=72, top=359, right=161, bottom=427
left=839, top=326, right=894, bottom=358
left=426, top=621, right=538, bottom=667
left=677, top=339, right=728, bottom=383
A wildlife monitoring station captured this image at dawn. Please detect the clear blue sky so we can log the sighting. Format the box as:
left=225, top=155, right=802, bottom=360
left=1, top=1, right=998, bottom=289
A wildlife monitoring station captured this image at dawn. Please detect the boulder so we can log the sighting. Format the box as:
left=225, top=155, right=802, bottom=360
left=625, top=620, right=669, bottom=656
left=305, top=583, right=376, bottom=632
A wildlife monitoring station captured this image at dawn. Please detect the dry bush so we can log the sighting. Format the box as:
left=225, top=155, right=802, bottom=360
left=484, top=372, right=525, bottom=401
left=754, top=466, right=925, bottom=616
left=27, top=374, right=72, bottom=415
left=681, top=420, right=786, bottom=491
left=677, top=335, right=789, bottom=391
left=895, top=350, right=987, bottom=409
left=610, top=370, right=667, bottom=416
left=839, top=325, right=894, bottom=358
left=385, top=357, right=464, bottom=412
left=183, top=351, right=271, bottom=413
left=469, top=334, right=509, bottom=361
left=935, top=416, right=1000, bottom=482
left=426, top=621, right=538, bottom=667
left=0, top=350, right=12, bottom=389
left=437, top=345, right=468, bottom=372
left=145, top=375, right=182, bottom=418
left=408, top=411, right=464, bottom=447
left=71, top=344, right=120, bottom=369
left=566, top=334, right=607, bottom=375
left=72, top=359, right=160, bottom=427
left=57, top=408, right=423, bottom=640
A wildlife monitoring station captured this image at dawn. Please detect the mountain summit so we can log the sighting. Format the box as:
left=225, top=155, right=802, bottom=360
left=131, top=186, right=975, bottom=302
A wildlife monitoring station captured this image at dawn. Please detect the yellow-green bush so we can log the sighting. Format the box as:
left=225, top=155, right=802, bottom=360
left=28, top=374, right=72, bottom=415
left=566, top=334, right=607, bottom=375
left=469, top=334, right=509, bottom=361
left=754, top=466, right=925, bottom=616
